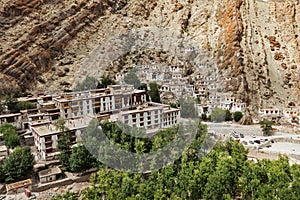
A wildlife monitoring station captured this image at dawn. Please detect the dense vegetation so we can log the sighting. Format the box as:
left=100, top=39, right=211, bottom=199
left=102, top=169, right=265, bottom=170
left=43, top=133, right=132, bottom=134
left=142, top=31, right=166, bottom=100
left=0, top=123, right=20, bottom=148
left=74, top=76, right=116, bottom=91
left=148, top=82, right=161, bottom=103
left=210, top=108, right=227, bottom=122
left=53, top=118, right=300, bottom=200
left=0, top=146, right=34, bottom=182
left=233, top=111, right=243, bottom=122
left=55, top=118, right=99, bottom=172
left=0, top=94, right=36, bottom=114
left=124, top=70, right=142, bottom=89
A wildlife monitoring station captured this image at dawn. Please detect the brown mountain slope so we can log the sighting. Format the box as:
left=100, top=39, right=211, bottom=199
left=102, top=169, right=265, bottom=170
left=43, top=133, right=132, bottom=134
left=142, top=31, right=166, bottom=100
left=0, top=0, right=299, bottom=110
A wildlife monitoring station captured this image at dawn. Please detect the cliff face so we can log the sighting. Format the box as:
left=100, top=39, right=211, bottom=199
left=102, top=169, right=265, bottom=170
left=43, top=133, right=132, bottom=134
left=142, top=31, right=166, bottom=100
left=0, top=0, right=299, bottom=109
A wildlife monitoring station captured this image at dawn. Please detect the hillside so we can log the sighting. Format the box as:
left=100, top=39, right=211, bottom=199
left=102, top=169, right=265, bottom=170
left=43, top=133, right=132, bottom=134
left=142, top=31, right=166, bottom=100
left=0, top=0, right=299, bottom=112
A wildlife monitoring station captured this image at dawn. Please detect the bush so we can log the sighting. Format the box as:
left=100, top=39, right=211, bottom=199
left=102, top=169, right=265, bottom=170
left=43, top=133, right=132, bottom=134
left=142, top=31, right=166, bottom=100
left=149, top=82, right=161, bottom=103
left=2, top=146, right=34, bottom=182
left=0, top=123, right=20, bottom=148
left=124, top=70, right=141, bottom=89
left=259, top=119, right=274, bottom=136
left=201, top=113, right=207, bottom=121
left=180, top=97, right=198, bottom=118
left=15, top=101, right=35, bottom=111
left=211, top=108, right=226, bottom=122
left=225, top=110, right=232, bottom=121
left=98, top=76, right=116, bottom=89
left=74, top=76, right=99, bottom=91
left=233, top=111, right=243, bottom=122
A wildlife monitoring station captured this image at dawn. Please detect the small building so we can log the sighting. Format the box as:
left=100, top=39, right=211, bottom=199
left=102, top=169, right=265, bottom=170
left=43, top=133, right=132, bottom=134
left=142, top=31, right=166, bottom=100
left=259, top=108, right=281, bottom=116
left=38, top=167, right=62, bottom=184
left=30, top=117, right=91, bottom=161
left=6, top=179, right=32, bottom=195
left=0, top=113, right=23, bottom=129
left=220, top=101, right=233, bottom=110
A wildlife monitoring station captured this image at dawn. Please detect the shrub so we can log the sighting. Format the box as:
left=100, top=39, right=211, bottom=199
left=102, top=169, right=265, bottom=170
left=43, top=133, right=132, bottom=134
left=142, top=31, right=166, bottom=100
left=233, top=111, right=243, bottom=122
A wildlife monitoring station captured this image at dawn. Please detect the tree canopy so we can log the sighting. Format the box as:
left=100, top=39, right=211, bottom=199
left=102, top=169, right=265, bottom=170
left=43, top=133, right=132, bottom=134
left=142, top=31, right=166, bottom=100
left=1, top=146, right=34, bottom=182
left=123, top=70, right=141, bottom=89
left=74, top=76, right=99, bottom=91
left=179, top=97, right=198, bottom=118
left=69, top=145, right=99, bottom=173
left=148, top=82, right=161, bottom=103
left=54, top=120, right=300, bottom=200
left=0, top=123, right=20, bottom=148
left=15, top=101, right=36, bottom=111
left=233, top=111, right=243, bottom=122
left=97, top=76, right=116, bottom=89
left=259, top=119, right=274, bottom=136
left=210, top=108, right=226, bottom=122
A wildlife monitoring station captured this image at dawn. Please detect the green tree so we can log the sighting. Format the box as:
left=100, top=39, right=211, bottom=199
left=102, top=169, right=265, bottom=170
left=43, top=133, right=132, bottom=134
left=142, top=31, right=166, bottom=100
left=5, top=133, right=20, bottom=148
left=74, top=76, right=99, bottom=91
left=233, top=111, right=243, bottom=122
left=138, top=83, right=147, bottom=91
left=15, top=101, right=35, bottom=111
left=201, top=113, right=207, bottom=121
left=204, top=153, right=238, bottom=199
left=179, top=97, right=198, bottom=118
left=97, top=76, right=116, bottom=89
left=0, top=123, right=20, bottom=148
left=241, top=156, right=293, bottom=200
left=148, top=82, right=161, bottom=103
left=2, top=146, right=34, bottom=182
left=1, top=95, right=17, bottom=113
left=54, top=117, right=68, bottom=134
left=225, top=110, right=232, bottom=121
left=55, top=118, right=72, bottom=170
left=124, top=70, right=141, bottom=89
left=211, top=108, right=226, bottom=122
left=259, top=119, right=274, bottom=136
left=0, top=123, right=16, bottom=134
left=57, top=133, right=72, bottom=170
left=69, top=145, right=98, bottom=172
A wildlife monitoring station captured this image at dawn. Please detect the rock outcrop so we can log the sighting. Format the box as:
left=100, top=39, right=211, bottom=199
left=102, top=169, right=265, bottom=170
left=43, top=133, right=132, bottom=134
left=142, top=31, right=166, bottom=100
left=0, top=0, right=299, bottom=111
left=0, top=0, right=126, bottom=90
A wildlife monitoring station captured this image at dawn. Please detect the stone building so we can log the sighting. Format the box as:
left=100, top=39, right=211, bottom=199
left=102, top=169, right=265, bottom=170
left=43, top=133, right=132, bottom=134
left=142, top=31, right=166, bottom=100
left=30, top=117, right=91, bottom=161
left=54, top=85, right=147, bottom=118
left=113, top=102, right=180, bottom=132
left=38, top=167, right=62, bottom=184
left=0, top=113, right=23, bottom=129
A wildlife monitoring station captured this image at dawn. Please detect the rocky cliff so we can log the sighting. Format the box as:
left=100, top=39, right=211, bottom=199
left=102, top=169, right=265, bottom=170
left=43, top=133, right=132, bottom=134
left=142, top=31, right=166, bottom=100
left=0, top=0, right=299, bottom=111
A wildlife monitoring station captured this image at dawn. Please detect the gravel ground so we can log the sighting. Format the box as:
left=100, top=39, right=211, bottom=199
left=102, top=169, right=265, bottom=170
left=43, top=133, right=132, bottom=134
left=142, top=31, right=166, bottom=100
left=4, top=182, right=91, bottom=200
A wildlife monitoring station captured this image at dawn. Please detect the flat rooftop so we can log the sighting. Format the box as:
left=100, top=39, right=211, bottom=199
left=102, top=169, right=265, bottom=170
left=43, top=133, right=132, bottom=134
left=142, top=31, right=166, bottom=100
left=31, top=118, right=90, bottom=136
left=6, top=179, right=32, bottom=191
left=0, top=113, right=21, bottom=118
left=120, top=103, right=178, bottom=115
left=54, top=86, right=145, bottom=103
left=39, top=167, right=62, bottom=178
